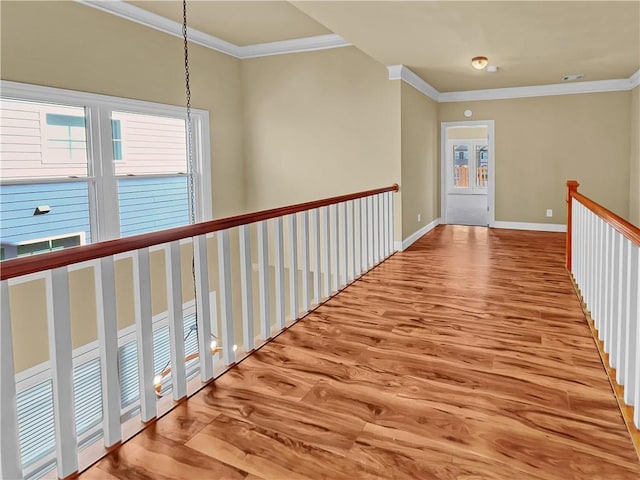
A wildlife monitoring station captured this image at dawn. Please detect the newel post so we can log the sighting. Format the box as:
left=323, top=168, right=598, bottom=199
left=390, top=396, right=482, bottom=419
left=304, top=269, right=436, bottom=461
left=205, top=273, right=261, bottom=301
left=566, top=180, right=580, bottom=271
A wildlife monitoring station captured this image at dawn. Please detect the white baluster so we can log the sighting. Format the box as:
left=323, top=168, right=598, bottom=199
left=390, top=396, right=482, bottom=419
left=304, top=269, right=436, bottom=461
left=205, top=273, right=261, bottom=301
left=361, top=197, right=368, bottom=273
left=288, top=214, right=299, bottom=321
left=217, top=230, right=236, bottom=364
left=340, top=202, right=348, bottom=287
left=94, top=257, right=121, bottom=447
left=166, top=241, right=187, bottom=400
left=347, top=200, right=355, bottom=283
left=610, top=231, right=622, bottom=371
left=390, top=191, right=395, bottom=253
left=331, top=204, right=340, bottom=292
left=257, top=221, right=271, bottom=340
left=322, top=206, right=331, bottom=298
left=379, top=194, right=385, bottom=260
left=312, top=209, right=321, bottom=305
left=354, top=199, right=362, bottom=276
left=194, top=235, right=213, bottom=381
left=632, top=244, right=640, bottom=428
left=133, top=248, right=156, bottom=422
left=0, top=280, right=22, bottom=480
left=368, top=196, right=374, bottom=269
left=617, top=236, right=630, bottom=386
left=46, top=267, right=78, bottom=478
left=274, top=217, right=286, bottom=329
left=624, top=240, right=637, bottom=405
left=239, top=225, right=254, bottom=353
left=373, top=194, right=380, bottom=265
left=301, top=211, right=311, bottom=313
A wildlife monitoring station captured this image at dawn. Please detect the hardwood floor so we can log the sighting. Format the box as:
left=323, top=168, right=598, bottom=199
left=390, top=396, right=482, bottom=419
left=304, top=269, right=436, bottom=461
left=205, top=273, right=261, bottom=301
left=83, top=225, right=640, bottom=480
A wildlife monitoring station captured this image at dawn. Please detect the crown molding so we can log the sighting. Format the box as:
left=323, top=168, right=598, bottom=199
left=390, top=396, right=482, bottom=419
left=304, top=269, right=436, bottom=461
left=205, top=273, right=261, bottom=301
left=76, top=0, right=349, bottom=59
left=240, top=34, right=350, bottom=59
left=630, top=69, right=640, bottom=89
left=387, top=65, right=439, bottom=102
left=388, top=64, right=639, bottom=103
left=439, top=77, right=636, bottom=102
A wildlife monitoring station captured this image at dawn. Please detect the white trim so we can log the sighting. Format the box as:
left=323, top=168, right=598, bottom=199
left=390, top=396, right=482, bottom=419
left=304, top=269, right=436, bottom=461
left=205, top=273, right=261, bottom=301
left=387, top=65, right=439, bottom=102
left=75, top=1, right=349, bottom=59
left=396, top=218, right=440, bottom=252
left=493, top=221, right=567, bottom=233
left=441, top=120, right=495, bottom=228
left=240, top=34, right=350, bottom=58
left=630, top=69, right=640, bottom=89
left=439, top=78, right=635, bottom=103
left=388, top=64, right=639, bottom=102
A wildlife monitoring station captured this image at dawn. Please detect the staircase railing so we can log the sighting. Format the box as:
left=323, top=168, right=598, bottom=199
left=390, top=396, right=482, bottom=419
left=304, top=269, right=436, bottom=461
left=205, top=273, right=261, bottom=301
left=566, top=180, right=640, bottom=448
left=0, top=184, right=399, bottom=480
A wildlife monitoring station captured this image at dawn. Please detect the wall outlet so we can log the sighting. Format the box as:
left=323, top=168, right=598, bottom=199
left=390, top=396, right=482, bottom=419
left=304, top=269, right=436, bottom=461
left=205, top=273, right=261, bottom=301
left=417, top=213, right=421, bottom=222
left=546, top=209, right=553, bottom=217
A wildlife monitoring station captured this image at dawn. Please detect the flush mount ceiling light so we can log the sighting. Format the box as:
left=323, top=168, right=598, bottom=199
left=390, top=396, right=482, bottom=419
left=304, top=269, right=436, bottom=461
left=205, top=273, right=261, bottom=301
left=471, top=56, right=489, bottom=70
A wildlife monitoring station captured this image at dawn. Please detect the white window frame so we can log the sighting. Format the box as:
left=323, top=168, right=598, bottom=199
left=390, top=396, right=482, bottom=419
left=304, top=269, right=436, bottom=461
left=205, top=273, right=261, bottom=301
left=0, top=80, right=213, bottom=242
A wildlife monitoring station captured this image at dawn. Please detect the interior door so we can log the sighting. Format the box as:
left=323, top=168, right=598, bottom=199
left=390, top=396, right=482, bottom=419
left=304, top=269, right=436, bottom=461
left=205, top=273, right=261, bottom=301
left=445, top=140, right=488, bottom=226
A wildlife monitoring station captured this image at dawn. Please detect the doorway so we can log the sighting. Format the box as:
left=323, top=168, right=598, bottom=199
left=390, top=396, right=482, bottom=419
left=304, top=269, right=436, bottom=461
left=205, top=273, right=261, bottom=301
left=441, top=121, right=495, bottom=227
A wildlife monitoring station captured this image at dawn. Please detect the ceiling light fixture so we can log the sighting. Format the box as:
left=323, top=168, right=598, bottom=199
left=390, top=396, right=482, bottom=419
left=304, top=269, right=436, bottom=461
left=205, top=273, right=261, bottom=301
left=471, top=56, right=489, bottom=70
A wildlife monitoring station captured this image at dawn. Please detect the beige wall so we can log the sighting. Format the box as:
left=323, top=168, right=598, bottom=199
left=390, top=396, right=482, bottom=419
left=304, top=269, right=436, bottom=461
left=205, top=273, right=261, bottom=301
left=446, top=126, right=488, bottom=140
left=400, top=82, right=438, bottom=238
left=439, top=92, right=631, bottom=224
left=630, top=86, right=639, bottom=227
left=241, top=46, right=402, bottom=240
left=0, top=0, right=245, bottom=218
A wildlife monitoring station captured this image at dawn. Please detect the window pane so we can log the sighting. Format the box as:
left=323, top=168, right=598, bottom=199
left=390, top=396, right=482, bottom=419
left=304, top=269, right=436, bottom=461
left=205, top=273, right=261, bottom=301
left=117, top=176, right=189, bottom=236
left=0, top=99, right=88, bottom=179
left=453, top=144, right=469, bottom=188
left=476, top=145, right=488, bottom=188
left=0, top=182, right=90, bottom=260
left=111, top=111, right=187, bottom=175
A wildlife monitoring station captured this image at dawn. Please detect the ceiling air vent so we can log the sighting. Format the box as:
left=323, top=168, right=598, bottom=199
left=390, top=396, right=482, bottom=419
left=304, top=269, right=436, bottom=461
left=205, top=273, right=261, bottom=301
left=562, top=74, right=584, bottom=82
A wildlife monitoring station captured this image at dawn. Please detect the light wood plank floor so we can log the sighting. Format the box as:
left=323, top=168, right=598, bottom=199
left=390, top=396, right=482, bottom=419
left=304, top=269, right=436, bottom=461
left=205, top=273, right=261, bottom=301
left=83, top=225, right=640, bottom=479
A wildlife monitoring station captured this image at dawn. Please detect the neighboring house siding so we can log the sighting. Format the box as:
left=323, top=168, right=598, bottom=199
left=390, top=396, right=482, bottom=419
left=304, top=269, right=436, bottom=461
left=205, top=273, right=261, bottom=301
left=0, top=182, right=91, bottom=245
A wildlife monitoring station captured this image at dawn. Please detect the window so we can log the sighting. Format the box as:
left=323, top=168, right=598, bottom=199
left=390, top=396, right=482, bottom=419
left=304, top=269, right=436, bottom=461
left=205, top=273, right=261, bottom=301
left=0, top=81, right=212, bottom=259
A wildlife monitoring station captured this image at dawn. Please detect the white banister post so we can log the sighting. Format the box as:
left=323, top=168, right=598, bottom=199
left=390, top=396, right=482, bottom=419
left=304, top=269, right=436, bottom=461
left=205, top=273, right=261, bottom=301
left=288, top=214, right=299, bottom=321
left=379, top=194, right=385, bottom=260
left=46, top=267, right=78, bottom=478
left=372, top=194, right=380, bottom=265
left=132, top=248, right=156, bottom=422
left=257, top=221, right=271, bottom=340
left=347, top=200, right=355, bottom=283
left=339, top=202, right=348, bottom=287
left=301, top=211, right=311, bottom=313
left=239, top=225, right=255, bottom=353
left=331, top=204, right=340, bottom=292
left=611, top=232, right=623, bottom=372
left=624, top=241, right=638, bottom=405
left=217, top=230, right=236, bottom=364
left=194, top=235, right=214, bottom=382
left=390, top=191, right=395, bottom=253
left=0, top=280, right=22, bottom=480
left=274, top=217, right=286, bottom=329
left=354, top=199, right=362, bottom=277
left=361, top=197, right=368, bottom=273
left=367, top=196, right=374, bottom=269
left=312, top=209, right=321, bottom=305
left=617, top=236, right=630, bottom=385
left=322, top=206, right=331, bottom=298
left=166, top=241, right=187, bottom=400
left=95, top=257, right=122, bottom=448
left=633, top=243, right=640, bottom=428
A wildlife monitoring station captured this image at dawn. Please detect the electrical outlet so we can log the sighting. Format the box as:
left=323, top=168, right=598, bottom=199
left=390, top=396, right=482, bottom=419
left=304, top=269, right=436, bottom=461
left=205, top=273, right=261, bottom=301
left=417, top=214, right=421, bottom=222
left=546, top=209, right=553, bottom=217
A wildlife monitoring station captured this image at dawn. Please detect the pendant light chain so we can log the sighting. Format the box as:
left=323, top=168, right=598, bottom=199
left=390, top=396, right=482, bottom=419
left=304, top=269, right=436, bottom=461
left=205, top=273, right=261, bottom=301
left=183, top=0, right=195, bottom=226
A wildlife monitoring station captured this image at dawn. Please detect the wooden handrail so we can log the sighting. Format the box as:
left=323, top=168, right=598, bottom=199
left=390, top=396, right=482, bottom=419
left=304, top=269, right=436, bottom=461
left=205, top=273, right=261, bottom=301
left=0, top=184, right=399, bottom=281
left=566, top=179, right=640, bottom=270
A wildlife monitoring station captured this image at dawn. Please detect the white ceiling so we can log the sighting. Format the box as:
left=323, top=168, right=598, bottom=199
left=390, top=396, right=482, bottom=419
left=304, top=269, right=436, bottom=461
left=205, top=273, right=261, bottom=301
left=125, top=1, right=640, bottom=92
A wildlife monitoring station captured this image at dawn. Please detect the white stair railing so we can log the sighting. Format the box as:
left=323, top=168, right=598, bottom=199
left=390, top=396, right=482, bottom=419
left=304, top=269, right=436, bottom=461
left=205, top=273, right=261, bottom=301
left=0, top=184, right=398, bottom=480
left=566, top=180, right=640, bottom=432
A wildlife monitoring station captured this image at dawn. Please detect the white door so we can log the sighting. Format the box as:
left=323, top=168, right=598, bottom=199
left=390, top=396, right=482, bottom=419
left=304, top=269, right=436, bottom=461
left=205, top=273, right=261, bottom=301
left=445, top=139, right=489, bottom=226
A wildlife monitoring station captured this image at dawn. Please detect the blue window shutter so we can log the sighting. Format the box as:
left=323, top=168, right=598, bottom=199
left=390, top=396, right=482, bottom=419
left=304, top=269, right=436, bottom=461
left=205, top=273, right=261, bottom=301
left=73, top=358, right=103, bottom=436
left=16, top=380, right=55, bottom=469
left=118, top=341, right=140, bottom=409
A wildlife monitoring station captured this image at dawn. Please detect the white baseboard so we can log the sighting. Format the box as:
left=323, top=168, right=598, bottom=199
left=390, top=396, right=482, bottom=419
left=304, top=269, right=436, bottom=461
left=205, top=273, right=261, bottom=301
left=396, top=218, right=441, bottom=252
left=493, top=221, right=567, bottom=233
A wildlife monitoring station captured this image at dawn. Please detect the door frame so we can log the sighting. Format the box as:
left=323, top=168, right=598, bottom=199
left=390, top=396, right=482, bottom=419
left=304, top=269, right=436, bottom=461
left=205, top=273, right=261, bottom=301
left=440, top=120, right=495, bottom=227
